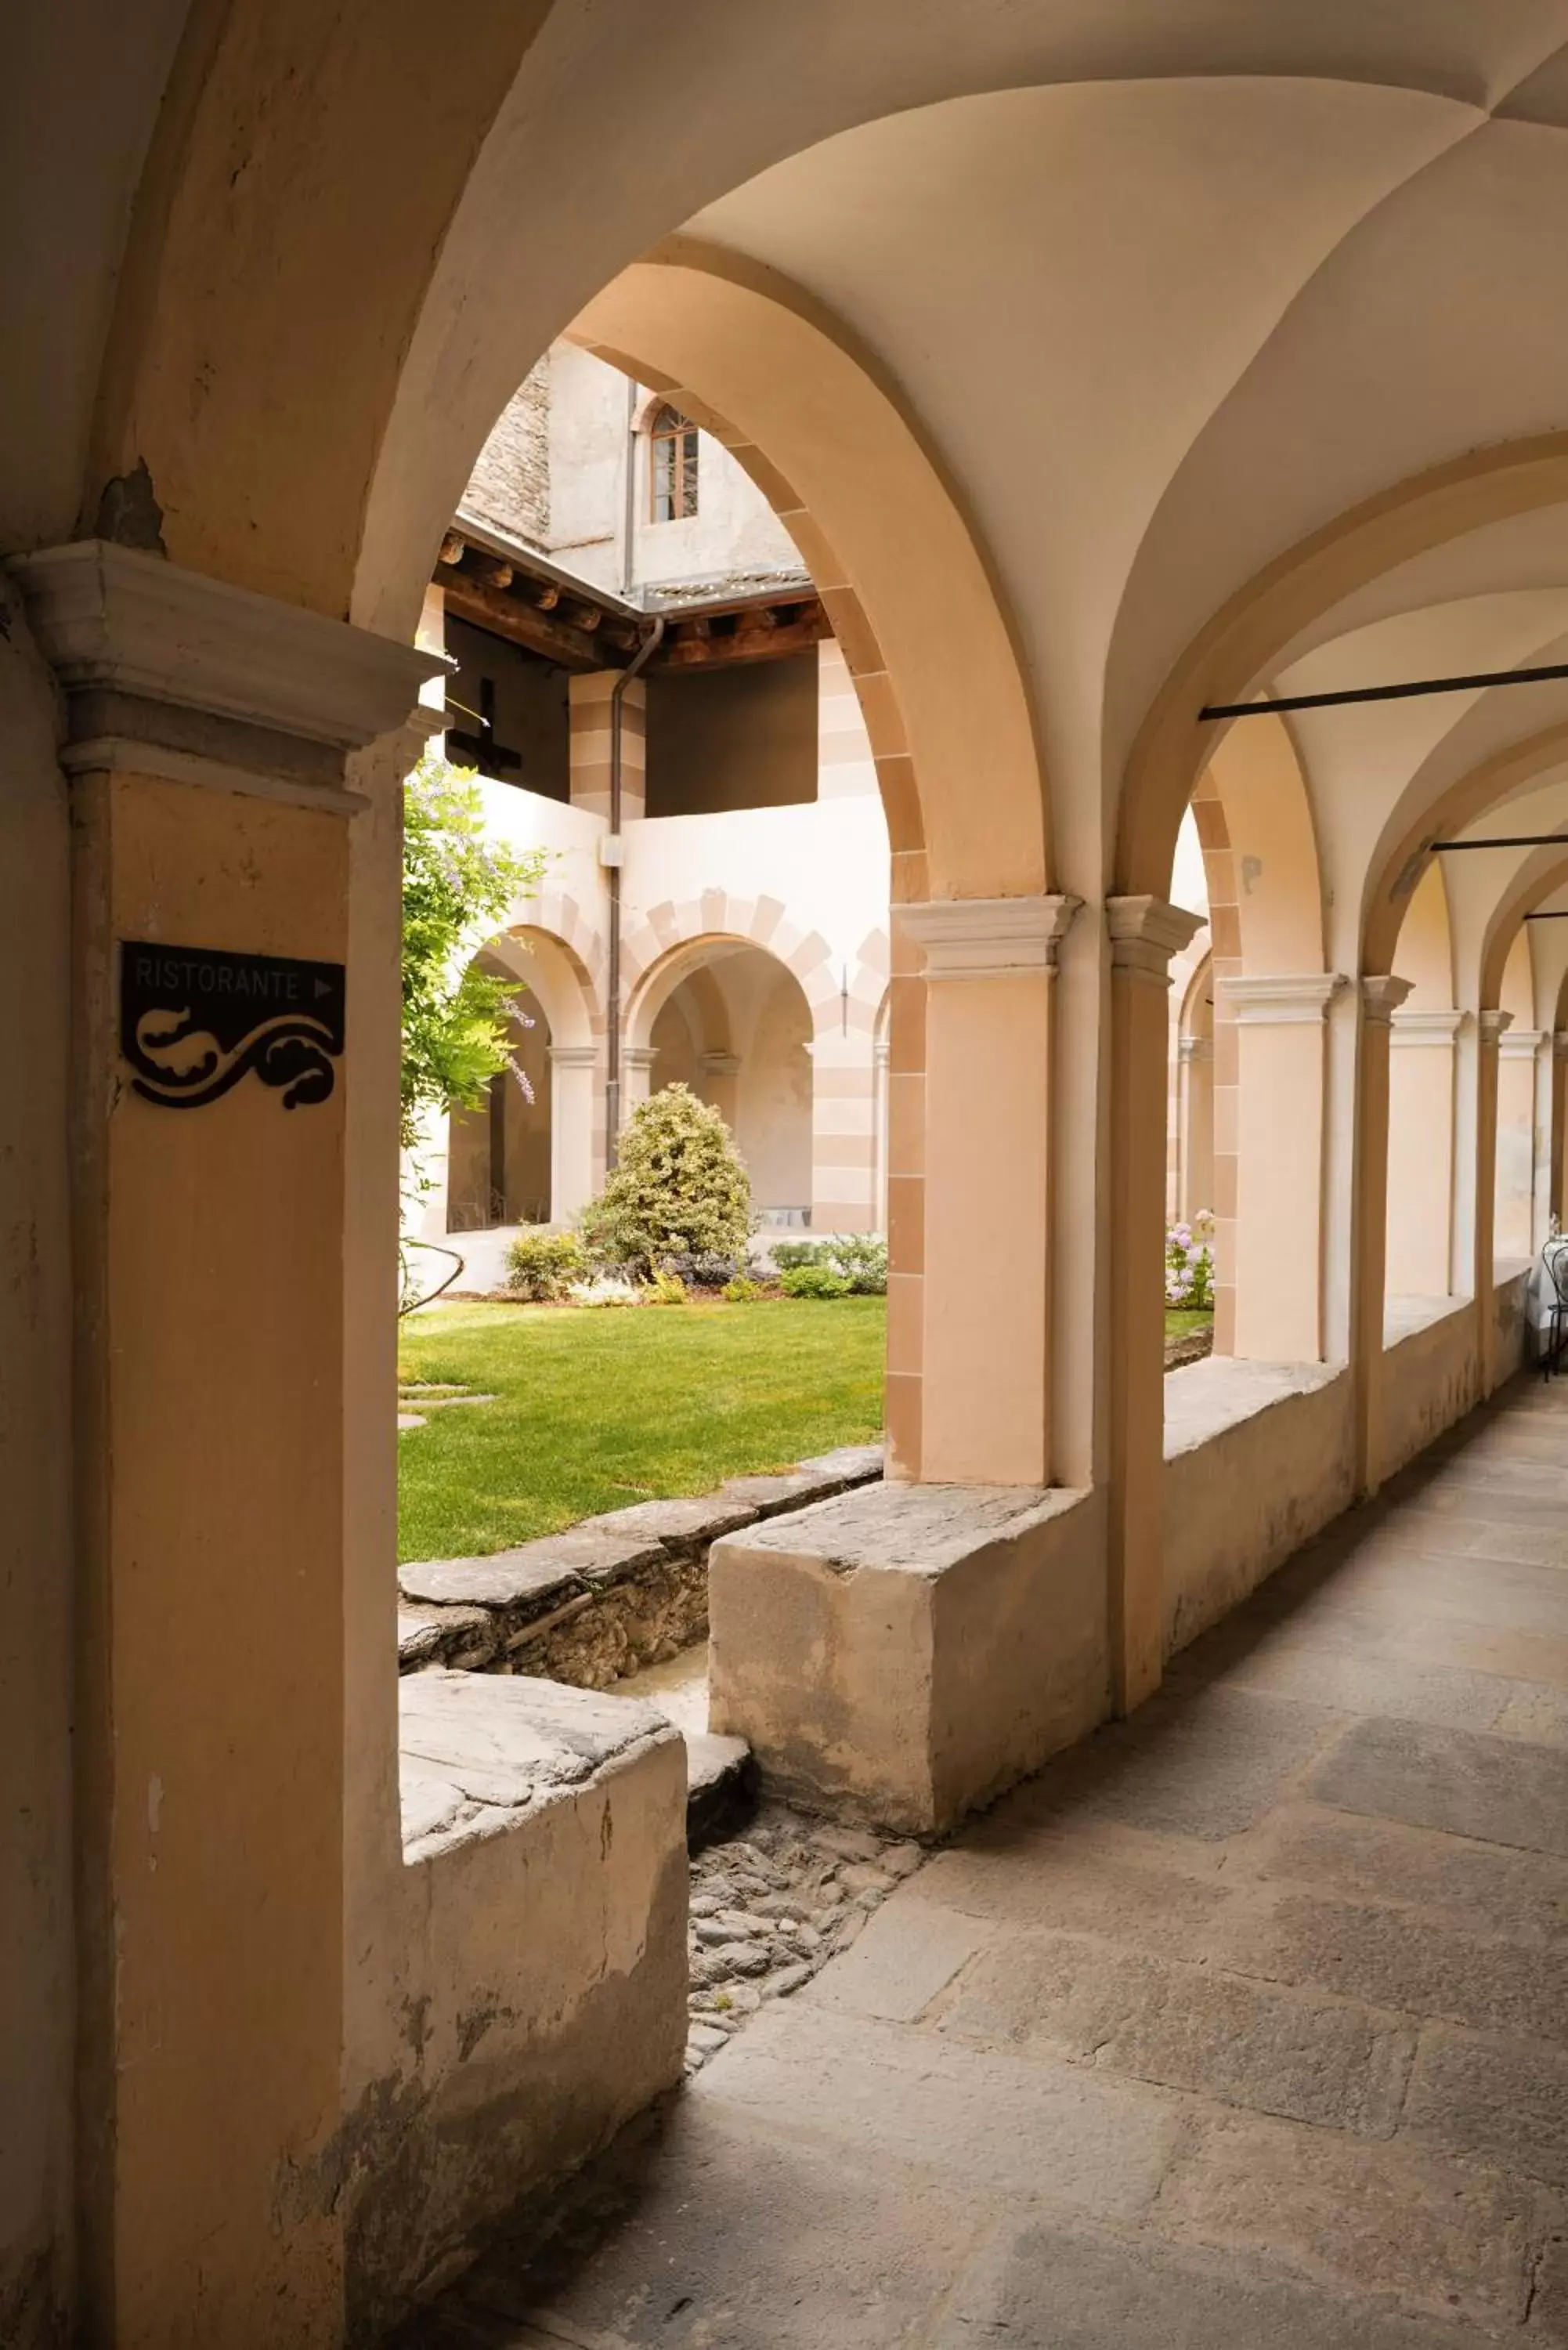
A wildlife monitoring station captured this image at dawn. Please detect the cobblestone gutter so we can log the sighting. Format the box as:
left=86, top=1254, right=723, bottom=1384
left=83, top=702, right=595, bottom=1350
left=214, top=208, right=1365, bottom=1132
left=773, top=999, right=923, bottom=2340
left=683, top=1807, right=926, bottom=2074
left=397, top=1444, right=884, bottom=1690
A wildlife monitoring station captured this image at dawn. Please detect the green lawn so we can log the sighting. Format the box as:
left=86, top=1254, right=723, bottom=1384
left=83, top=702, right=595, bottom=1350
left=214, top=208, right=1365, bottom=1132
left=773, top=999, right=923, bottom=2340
left=1164, top=1310, right=1214, bottom=1342
left=398, top=1296, right=887, bottom=1563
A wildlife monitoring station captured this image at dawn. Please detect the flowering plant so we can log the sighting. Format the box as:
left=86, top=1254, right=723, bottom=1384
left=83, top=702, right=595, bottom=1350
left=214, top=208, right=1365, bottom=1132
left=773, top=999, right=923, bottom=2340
left=1165, top=1210, right=1216, bottom=1311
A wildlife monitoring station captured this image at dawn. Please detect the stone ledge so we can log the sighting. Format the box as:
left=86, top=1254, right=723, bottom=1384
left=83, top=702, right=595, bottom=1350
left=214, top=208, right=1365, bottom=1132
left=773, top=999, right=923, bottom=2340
left=1162, top=1354, right=1342, bottom=1460
left=399, top=1668, right=677, bottom=1863
left=709, top=1480, right=1102, bottom=1835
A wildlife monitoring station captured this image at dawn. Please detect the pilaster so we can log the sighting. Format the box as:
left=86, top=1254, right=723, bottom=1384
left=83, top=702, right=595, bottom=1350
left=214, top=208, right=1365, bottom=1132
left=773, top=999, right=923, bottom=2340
left=547, top=1043, right=600, bottom=1220
left=1218, top=972, right=1349, bottom=1362
left=898, top=894, right=1080, bottom=1486
left=1106, top=895, right=1205, bottom=1713
left=1351, top=975, right=1414, bottom=1492
left=1386, top=1007, right=1465, bottom=1297
left=1475, top=1009, right=1512, bottom=1390
left=7, top=540, right=439, bottom=2344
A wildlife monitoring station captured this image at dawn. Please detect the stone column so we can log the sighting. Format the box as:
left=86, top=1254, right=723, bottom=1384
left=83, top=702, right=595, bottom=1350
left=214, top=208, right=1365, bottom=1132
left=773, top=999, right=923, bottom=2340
left=548, top=1043, right=600, bottom=1220
left=873, top=1031, right=891, bottom=1235
left=898, top=895, right=1079, bottom=1487
left=1218, top=973, right=1349, bottom=1362
left=699, top=1047, right=742, bottom=1133
left=569, top=670, right=645, bottom=819
left=1555, top=1033, right=1568, bottom=1230
left=1476, top=1008, right=1512, bottom=1391
left=1176, top=1033, right=1214, bottom=1224
left=8, top=539, right=439, bottom=2343
left=807, top=1032, right=878, bottom=1234
left=1386, top=1008, right=1464, bottom=1296
left=622, top=1041, right=659, bottom=1115
left=1351, top=976, right=1414, bottom=1494
left=1107, top=896, right=1205, bottom=1712
left=1497, top=1028, right=1547, bottom=1262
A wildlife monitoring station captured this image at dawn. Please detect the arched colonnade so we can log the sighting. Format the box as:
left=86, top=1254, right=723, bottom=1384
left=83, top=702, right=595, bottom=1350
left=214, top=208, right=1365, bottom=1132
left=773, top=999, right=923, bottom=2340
left=15, top=11, right=1568, bottom=2337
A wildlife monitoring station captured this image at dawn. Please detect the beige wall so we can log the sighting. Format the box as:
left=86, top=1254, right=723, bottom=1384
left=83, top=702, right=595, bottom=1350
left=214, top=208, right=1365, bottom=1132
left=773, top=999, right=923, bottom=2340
left=0, top=585, right=74, bottom=2343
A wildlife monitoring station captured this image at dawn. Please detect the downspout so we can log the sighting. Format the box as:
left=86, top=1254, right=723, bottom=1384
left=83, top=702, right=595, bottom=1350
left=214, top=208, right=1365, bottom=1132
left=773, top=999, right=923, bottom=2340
left=605, top=614, right=665, bottom=1165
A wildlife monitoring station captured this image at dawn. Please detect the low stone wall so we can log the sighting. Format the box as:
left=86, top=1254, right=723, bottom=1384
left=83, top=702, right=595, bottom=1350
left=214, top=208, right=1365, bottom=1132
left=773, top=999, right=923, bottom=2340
left=1380, top=1295, right=1478, bottom=1483
left=1162, top=1357, right=1354, bottom=1659
left=347, top=1672, right=688, bottom=2340
left=398, top=1445, right=884, bottom=1692
left=708, top=1480, right=1104, bottom=1836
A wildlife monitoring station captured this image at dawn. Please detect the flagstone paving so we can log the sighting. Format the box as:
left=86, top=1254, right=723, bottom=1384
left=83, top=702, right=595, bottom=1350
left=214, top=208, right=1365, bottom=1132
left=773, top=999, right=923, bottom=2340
left=404, top=1373, right=1568, bottom=2348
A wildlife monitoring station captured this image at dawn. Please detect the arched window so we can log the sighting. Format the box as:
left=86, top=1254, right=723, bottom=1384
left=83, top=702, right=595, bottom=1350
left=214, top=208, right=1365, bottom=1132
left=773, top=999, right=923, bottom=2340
left=649, top=404, right=699, bottom=522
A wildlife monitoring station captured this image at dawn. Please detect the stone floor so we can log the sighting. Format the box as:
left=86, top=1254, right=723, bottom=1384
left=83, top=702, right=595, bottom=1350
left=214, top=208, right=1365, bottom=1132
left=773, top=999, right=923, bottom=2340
left=404, top=1373, right=1568, bottom=2348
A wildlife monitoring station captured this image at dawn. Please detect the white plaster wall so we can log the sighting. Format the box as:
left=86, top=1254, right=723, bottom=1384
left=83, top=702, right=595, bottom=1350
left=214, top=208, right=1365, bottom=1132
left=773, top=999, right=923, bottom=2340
left=624, top=794, right=890, bottom=980
left=1162, top=1359, right=1354, bottom=1657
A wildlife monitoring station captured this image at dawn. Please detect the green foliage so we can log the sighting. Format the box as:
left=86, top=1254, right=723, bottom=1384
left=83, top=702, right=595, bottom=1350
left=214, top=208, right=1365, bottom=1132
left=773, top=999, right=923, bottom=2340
left=779, top=1262, right=853, bottom=1300
left=401, top=754, right=547, bottom=1153
left=504, top=1229, right=584, bottom=1301
left=721, top=1278, right=766, bottom=1303
left=581, top=1084, right=752, bottom=1278
left=645, top=1268, right=689, bottom=1307
left=771, top=1236, right=888, bottom=1295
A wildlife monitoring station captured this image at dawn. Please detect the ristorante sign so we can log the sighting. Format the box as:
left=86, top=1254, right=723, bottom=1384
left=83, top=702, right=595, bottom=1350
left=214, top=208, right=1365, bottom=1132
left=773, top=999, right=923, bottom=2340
left=119, top=941, right=346, bottom=1110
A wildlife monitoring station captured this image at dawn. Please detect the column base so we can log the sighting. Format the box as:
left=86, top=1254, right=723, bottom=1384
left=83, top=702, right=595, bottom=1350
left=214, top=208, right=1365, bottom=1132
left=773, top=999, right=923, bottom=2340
left=709, top=1480, right=1100, bottom=1835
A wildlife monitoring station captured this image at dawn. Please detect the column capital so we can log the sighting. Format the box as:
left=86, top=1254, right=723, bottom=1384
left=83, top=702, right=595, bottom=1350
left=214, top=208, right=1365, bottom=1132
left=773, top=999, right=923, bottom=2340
left=1500, top=1026, right=1548, bottom=1060
left=1479, top=1007, right=1516, bottom=1046
left=1178, top=1034, right=1214, bottom=1064
left=1218, top=971, right=1351, bottom=1025
left=547, top=1043, right=598, bottom=1069
left=701, top=1050, right=742, bottom=1076
left=1107, top=896, right=1205, bottom=985
left=1555, top=1032, right=1568, bottom=1060
left=1360, top=974, right=1415, bottom=1025
left=5, top=539, right=444, bottom=807
left=899, top=892, right=1082, bottom=978
left=623, top=1044, right=659, bottom=1072
left=1390, top=1006, right=1465, bottom=1047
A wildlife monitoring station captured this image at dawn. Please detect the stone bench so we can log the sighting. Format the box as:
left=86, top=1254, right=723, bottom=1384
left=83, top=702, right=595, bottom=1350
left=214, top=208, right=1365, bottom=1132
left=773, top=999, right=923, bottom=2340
left=708, top=1477, right=1100, bottom=1836
left=355, top=1670, right=688, bottom=2332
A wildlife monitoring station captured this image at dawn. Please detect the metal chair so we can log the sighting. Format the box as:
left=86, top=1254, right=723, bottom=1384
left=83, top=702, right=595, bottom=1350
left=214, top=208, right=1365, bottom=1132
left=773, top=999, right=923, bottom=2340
left=1541, top=1238, right=1568, bottom=1379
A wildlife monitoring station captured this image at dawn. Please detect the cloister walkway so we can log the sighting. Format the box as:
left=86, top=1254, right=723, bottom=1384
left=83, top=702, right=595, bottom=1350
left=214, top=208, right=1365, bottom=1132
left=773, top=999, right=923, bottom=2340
left=411, top=1374, right=1568, bottom=2349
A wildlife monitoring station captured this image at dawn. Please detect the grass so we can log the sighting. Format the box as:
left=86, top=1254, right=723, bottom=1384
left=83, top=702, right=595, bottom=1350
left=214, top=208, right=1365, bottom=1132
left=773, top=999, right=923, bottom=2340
left=1164, top=1309, right=1214, bottom=1341
left=397, top=1296, right=886, bottom=1563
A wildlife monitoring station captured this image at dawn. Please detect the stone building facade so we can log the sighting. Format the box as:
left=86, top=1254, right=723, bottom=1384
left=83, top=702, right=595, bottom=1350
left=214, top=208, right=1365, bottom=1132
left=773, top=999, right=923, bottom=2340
left=410, top=342, right=915, bottom=1267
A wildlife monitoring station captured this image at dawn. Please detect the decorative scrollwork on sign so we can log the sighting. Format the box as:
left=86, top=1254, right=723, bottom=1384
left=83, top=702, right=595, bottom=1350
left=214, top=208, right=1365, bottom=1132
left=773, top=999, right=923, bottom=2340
left=119, top=940, right=346, bottom=1110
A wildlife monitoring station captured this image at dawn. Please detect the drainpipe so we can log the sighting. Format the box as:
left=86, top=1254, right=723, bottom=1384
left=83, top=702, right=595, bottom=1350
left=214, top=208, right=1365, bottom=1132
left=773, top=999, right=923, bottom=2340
left=605, top=614, right=665, bottom=1166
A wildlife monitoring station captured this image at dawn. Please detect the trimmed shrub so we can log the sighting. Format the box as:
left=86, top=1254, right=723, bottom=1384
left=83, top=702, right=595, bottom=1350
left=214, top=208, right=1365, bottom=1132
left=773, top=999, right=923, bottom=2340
left=770, top=1236, right=887, bottom=1295
left=721, top=1277, right=766, bottom=1303
left=580, top=1084, right=752, bottom=1278
left=504, top=1229, right=585, bottom=1301
left=780, top=1262, right=853, bottom=1300
left=645, top=1268, right=688, bottom=1306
